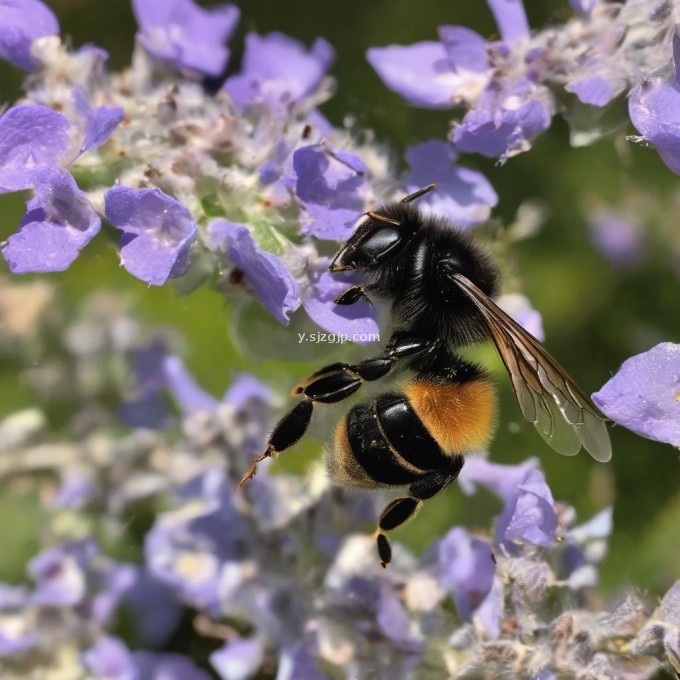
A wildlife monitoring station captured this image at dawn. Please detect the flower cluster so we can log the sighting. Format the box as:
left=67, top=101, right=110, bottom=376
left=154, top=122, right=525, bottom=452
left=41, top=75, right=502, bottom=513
left=368, top=0, right=680, bottom=162
left=0, top=0, right=500, bottom=345
left=0, top=280, right=677, bottom=679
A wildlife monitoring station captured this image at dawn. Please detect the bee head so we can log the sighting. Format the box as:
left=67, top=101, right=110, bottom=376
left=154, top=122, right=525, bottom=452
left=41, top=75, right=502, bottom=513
left=329, top=209, right=414, bottom=273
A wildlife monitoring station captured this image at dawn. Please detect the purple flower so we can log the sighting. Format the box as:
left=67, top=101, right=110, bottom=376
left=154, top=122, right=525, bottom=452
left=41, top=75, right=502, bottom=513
left=566, top=76, right=617, bottom=107
left=496, top=469, right=558, bottom=549
left=276, top=642, right=325, bottom=680
left=28, top=541, right=96, bottom=606
left=224, top=373, right=271, bottom=410
left=210, top=638, right=265, bottom=680
left=290, top=144, right=367, bottom=241
left=82, top=636, right=136, bottom=680
left=2, top=169, right=101, bottom=274
left=132, top=0, right=239, bottom=76
left=163, top=355, right=220, bottom=415
left=73, top=89, right=124, bottom=154
left=405, top=141, right=497, bottom=226
left=588, top=209, right=644, bottom=267
left=497, top=293, right=545, bottom=341
left=438, top=527, right=495, bottom=623
left=0, top=0, right=59, bottom=72
left=569, top=0, right=601, bottom=17
left=119, top=343, right=172, bottom=429
left=592, top=342, right=680, bottom=447
left=629, top=31, right=680, bottom=175
left=225, top=32, right=334, bottom=112
left=0, top=105, right=74, bottom=193
left=207, top=220, right=302, bottom=325
left=452, top=83, right=552, bottom=159
left=55, top=471, right=95, bottom=510
left=302, top=261, right=379, bottom=344
left=104, top=186, right=198, bottom=286
left=486, top=0, right=530, bottom=45
left=458, top=457, right=539, bottom=501
left=134, top=652, right=212, bottom=680
left=366, top=41, right=463, bottom=109
left=376, top=585, right=423, bottom=653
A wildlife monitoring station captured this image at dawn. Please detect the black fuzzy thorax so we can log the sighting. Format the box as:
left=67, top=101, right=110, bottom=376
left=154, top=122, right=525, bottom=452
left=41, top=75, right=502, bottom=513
left=362, top=204, right=500, bottom=347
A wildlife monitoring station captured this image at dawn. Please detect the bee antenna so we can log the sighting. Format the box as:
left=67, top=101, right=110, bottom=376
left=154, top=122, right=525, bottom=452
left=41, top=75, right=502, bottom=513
left=401, top=184, right=437, bottom=204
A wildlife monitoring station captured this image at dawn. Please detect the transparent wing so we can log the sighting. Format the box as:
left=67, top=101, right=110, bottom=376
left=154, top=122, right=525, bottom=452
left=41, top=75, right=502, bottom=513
left=449, top=273, right=612, bottom=462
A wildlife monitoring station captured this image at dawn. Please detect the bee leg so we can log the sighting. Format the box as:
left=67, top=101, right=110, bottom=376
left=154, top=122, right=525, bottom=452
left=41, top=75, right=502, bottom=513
left=238, top=336, right=435, bottom=491
left=333, top=285, right=372, bottom=306
left=374, top=461, right=462, bottom=567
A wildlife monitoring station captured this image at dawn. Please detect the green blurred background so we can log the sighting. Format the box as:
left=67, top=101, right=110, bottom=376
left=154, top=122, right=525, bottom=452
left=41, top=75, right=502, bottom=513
left=0, top=0, right=679, bottom=597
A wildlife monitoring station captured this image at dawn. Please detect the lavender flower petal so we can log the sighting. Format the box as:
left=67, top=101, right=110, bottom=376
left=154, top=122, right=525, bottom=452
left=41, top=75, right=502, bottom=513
left=473, top=578, right=504, bottom=639
left=405, top=140, right=497, bottom=226
left=497, top=293, right=545, bottom=341
left=367, top=42, right=457, bottom=109
left=82, top=636, right=136, bottom=680
left=291, top=144, right=366, bottom=241
left=438, top=527, right=495, bottom=622
left=104, top=186, right=198, bottom=286
left=588, top=209, right=644, bottom=267
left=569, top=0, right=601, bottom=16
left=496, top=469, right=558, bottom=548
left=29, top=542, right=93, bottom=606
left=458, top=457, right=539, bottom=501
left=0, top=105, right=74, bottom=193
left=207, top=220, right=301, bottom=325
left=163, top=355, right=220, bottom=415
left=377, top=586, right=424, bottom=652
left=0, top=0, right=59, bottom=72
left=438, top=26, right=489, bottom=74
left=452, top=86, right=552, bottom=159
left=223, top=374, right=271, bottom=409
left=210, top=638, right=265, bottom=680
left=566, top=76, right=616, bottom=107
left=2, top=169, right=101, bottom=274
left=592, top=342, right=680, bottom=446
left=303, top=264, right=379, bottom=344
left=134, top=652, right=212, bottom=680
left=74, top=89, right=124, bottom=153
left=225, top=32, right=334, bottom=112
left=132, top=0, right=240, bottom=76
left=486, top=0, right=531, bottom=44
left=629, top=32, right=680, bottom=175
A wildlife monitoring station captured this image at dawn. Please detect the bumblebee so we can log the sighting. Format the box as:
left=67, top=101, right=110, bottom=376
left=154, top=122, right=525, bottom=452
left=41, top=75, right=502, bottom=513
left=238, top=185, right=612, bottom=567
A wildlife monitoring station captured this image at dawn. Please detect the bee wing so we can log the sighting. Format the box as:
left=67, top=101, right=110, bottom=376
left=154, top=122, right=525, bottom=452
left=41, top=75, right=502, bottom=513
left=449, top=273, right=612, bottom=462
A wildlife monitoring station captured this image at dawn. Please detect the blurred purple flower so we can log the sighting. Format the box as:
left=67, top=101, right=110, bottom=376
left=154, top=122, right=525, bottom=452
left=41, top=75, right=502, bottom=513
left=225, top=32, right=334, bottom=113
left=104, top=186, right=198, bottom=286
left=486, top=0, right=530, bottom=44
left=55, top=471, right=95, bottom=510
left=629, top=31, right=680, bottom=175
left=452, top=83, right=552, bottom=159
left=82, top=636, right=136, bottom=680
left=377, top=585, right=424, bottom=653
left=119, top=343, right=171, bottom=429
left=2, top=169, right=101, bottom=274
left=73, top=89, right=124, bottom=154
left=302, top=260, right=379, bottom=344
left=405, top=141, right=497, bottom=226
left=588, top=209, right=644, bottom=267
left=134, top=652, right=212, bottom=680
left=592, top=342, right=680, bottom=447
left=210, top=638, right=265, bottom=680
left=0, top=105, right=74, bottom=193
left=498, top=293, right=545, bottom=341
left=29, top=541, right=96, bottom=606
left=225, top=373, right=271, bottom=410
left=290, top=144, right=367, bottom=241
left=276, top=642, right=325, bottom=680
left=438, top=527, right=495, bottom=623
left=207, top=220, right=301, bottom=325
left=569, top=0, right=601, bottom=16
left=496, top=469, right=558, bottom=549
left=132, top=0, right=239, bottom=76
left=0, top=0, right=59, bottom=72
left=163, top=355, right=220, bottom=415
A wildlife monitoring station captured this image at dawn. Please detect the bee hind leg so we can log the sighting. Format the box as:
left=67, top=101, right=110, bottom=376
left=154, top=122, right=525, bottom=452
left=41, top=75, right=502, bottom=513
left=375, top=461, right=463, bottom=567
